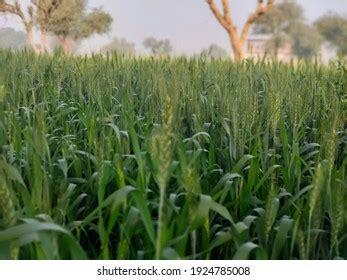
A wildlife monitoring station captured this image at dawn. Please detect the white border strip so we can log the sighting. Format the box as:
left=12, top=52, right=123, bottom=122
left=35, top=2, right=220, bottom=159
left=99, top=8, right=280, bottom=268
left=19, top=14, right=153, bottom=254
left=0, top=260, right=345, bottom=280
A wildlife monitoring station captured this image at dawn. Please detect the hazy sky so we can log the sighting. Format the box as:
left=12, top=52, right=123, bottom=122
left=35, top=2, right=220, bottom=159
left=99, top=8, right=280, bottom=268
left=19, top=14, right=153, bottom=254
left=2, top=0, right=347, bottom=54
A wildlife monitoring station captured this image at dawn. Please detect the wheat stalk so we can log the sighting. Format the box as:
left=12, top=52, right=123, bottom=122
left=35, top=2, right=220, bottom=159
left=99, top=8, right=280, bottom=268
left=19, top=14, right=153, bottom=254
left=331, top=185, right=344, bottom=254
left=155, top=95, right=173, bottom=259
left=0, top=178, right=18, bottom=260
left=307, top=162, right=325, bottom=259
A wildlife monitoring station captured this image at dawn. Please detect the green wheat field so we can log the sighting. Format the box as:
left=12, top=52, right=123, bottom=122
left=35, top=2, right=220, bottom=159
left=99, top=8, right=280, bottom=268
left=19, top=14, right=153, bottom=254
left=0, top=50, right=346, bottom=260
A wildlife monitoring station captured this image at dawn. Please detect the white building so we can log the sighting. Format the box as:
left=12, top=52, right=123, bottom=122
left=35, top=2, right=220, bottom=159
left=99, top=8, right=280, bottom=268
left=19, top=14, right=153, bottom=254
left=247, top=35, right=293, bottom=62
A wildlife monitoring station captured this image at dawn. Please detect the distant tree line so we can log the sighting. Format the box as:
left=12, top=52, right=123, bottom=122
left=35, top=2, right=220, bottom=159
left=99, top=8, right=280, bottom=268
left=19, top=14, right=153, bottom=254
left=0, top=0, right=112, bottom=55
left=252, top=0, right=347, bottom=59
left=0, top=0, right=346, bottom=59
left=207, top=0, right=347, bottom=60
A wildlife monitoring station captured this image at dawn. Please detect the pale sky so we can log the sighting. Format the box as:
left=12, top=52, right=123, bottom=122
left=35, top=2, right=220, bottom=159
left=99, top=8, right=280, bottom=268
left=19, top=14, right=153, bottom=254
left=1, top=0, right=347, bottom=54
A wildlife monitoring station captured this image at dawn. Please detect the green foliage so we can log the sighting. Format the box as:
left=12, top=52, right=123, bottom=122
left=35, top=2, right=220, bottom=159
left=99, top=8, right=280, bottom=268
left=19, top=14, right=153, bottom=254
left=47, top=0, right=112, bottom=40
left=253, top=0, right=322, bottom=59
left=262, top=33, right=290, bottom=57
left=102, top=37, right=135, bottom=55
left=290, top=23, right=323, bottom=59
left=143, top=37, right=173, bottom=56
left=254, top=0, right=304, bottom=34
left=200, top=44, right=228, bottom=59
left=315, top=14, right=347, bottom=57
left=0, top=50, right=345, bottom=260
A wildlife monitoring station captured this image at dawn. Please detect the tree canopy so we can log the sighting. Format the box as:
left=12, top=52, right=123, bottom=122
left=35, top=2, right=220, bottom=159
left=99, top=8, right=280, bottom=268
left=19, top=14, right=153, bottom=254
left=46, top=0, right=112, bottom=54
left=102, top=37, right=136, bottom=55
left=143, top=37, right=173, bottom=56
left=47, top=1, right=112, bottom=40
left=200, top=44, right=228, bottom=59
left=253, top=0, right=304, bottom=34
left=0, top=0, right=112, bottom=55
left=315, top=14, right=347, bottom=57
left=290, top=22, right=323, bottom=59
left=253, top=0, right=322, bottom=59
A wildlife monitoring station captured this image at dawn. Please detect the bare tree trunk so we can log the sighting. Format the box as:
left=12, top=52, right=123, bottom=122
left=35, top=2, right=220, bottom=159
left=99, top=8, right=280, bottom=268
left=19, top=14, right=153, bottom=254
left=38, top=11, right=50, bottom=53
left=274, top=41, right=279, bottom=59
left=61, top=37, right=75, bottom=56
left=40, top=29, right=47, bottom=53
left=207, top=0, right=275, bottom=61
left=228, top=30, right=244, bottom=60
left=26, top=26, right=40, bottom=54
left=1, top=1, right=62, bottom=54
left=0, top=1, right=41, bottom=54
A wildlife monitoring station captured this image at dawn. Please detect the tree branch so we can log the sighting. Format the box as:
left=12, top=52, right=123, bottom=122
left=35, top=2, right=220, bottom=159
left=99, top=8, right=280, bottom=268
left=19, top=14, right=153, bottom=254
left=221, top=0, right=232, bottom=26
left=240, top=0, right=275, bottom=45
left=206, top=0, right=275, bottom=60
left=0, top=2, right=20, bottom=17
left=207, top=0, right=238, bottom=41
left=206, top=0, right=229, bottom=30
left=0, top=1, right=39, bottom=53
left=0, top=1, right=29, bottom=26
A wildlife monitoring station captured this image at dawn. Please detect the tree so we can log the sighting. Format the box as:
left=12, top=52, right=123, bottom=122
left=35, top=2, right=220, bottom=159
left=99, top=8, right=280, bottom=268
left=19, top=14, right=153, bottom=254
left=32, top=0, right=64, bottom=53
left=0, top=0, right=112, bottom=55
left=143, top=37, right=173, bottom=56
left=102, top=37, right=136, bottom=55
left=253, top=0, right=304, bottom=57
left=0, top=0, right=38, bottom=53
left=200, top=43, right=227, bottom=59
left=253, top=0, right=322, bottom=59
left=47, top=0, right=112, bottom=55
left=0, top=27, right=27, bottom=49
left=315, top=14, right=347, bottom=57
left=0, top=1, right=63, bottom=53
left=290, top=22, right=323, bottom=59
left=263, top=33, right=289, bottom=57
left=206, top=0, right=275, bottom=61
